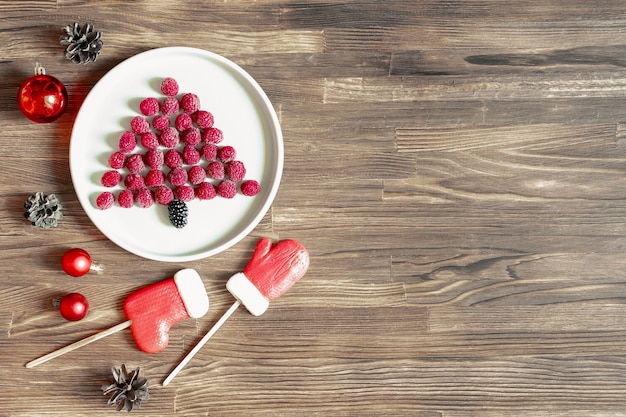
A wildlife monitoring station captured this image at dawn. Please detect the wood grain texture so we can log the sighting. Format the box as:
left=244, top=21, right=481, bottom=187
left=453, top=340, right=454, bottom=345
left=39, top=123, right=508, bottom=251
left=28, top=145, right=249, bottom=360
left=2, top=1, right=626, bottom=416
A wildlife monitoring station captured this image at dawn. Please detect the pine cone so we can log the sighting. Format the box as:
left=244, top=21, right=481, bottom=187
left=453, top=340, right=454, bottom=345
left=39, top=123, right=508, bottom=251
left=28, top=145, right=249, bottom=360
left=24, top=192, right=63, bottom=229
left=102, top=364, right=149, bottom=412
left=60, top=22, right=103, bottom=64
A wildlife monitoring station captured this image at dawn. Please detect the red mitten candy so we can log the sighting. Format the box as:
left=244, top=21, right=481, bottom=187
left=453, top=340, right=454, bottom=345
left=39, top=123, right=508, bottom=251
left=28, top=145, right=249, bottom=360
left=226, top=238, right=310, bottom=316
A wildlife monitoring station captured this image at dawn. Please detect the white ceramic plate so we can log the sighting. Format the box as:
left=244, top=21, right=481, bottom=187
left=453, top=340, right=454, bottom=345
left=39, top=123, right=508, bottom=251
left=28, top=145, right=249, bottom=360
left=69, top=47, right=283, bottom=262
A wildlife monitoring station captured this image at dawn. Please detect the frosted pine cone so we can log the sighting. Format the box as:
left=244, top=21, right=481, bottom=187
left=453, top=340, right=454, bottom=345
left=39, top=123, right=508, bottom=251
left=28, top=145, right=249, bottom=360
left=60, top=22, right=103, bottom=64
left=24, top=192, right=63, bottom=229
left=102, top=364, right=149, bottom=412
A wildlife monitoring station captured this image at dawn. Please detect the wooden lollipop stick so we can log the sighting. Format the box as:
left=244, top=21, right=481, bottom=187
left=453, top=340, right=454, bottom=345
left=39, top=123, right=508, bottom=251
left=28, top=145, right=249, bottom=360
left=162, top=300, right=241, bottom=386
left=25, top=320, right=132, bottom=368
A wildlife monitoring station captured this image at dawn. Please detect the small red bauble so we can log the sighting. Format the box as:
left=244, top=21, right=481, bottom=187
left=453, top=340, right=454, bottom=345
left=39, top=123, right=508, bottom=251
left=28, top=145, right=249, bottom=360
left=18, top=63, right=68, bottom=123
left=62, top=248, right=103, bottom=277
left=58, top=293, right=89, bottom=321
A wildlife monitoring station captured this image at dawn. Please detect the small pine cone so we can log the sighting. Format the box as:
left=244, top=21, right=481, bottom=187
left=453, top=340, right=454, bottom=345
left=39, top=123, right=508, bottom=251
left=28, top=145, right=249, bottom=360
left=60, top=22, right=103, bottom=64
left=24, top=192, right=63, bottom=229
left=102, top=364, right=149, bottom=412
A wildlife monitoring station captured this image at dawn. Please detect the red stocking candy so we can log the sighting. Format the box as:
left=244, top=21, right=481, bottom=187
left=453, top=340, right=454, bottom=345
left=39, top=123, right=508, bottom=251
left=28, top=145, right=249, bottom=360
left=124, top=269, right=209, bottom=353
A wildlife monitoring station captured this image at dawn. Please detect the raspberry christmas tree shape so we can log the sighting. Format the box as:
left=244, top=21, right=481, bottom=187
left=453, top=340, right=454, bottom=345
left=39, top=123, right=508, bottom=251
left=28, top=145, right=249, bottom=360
left=97, top=77, right=261, bottom=228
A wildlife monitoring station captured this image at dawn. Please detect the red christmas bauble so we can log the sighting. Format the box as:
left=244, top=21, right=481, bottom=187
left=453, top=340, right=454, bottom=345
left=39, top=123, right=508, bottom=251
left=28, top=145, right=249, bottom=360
left=18, top=63, right=68, bottom=123
left=59, top=293, right=89, bottom=321
left=62, top=248, right=92, bottom=277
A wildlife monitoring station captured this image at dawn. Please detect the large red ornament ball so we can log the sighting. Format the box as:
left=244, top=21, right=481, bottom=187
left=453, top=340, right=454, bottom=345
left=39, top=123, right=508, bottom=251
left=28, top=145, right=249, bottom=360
left=18, top=63, right=68, bottom=123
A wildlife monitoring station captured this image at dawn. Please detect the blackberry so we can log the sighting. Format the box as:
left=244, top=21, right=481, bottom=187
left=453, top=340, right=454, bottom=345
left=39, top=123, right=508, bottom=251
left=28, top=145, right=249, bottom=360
left=168, top=199, right=188, bottom=228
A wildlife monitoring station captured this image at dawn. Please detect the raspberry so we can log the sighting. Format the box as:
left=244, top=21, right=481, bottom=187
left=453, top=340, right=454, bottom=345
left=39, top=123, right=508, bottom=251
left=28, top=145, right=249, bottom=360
left=161, top=96, right=180, bottom=116
left=126, top=153, right=145, bottom=174
left=145, top=169, right=165, bottom=187
left=202, top=127, right=223, bottom=144
left=140, top=132, right=159, bottom=149
left=201, top=143, right=218, bottom=161
left=240, top=180, right=261, bottom=196
left=175, top=185, right=195, bottom=202
left=180, top=93, right=200, bottom=113
left=154, top=185, right=174, bottom=205
left=108, top=151, right=126, bottom=169
left=124, top=173, right=145, bottom=191
left=168, top=199, right=188, bottom=228
left=144, top=149, right=164, bottom=169
left=218, top=145, right=236, bottom=163
left=167, top=167, right=188, bottom=187
left=152, top=114, right=170, bottom=130
left=196, top=182, right=216, bottom=200
left=130, top=116, right=150, bottom=134
left=225, top=160, right=246, bottom=182
left=206, top=161, right=225, bottom=180
left=160, top=127, right=180, bottom=148
left=165, top=149, right=183, bottom=169
left=96, top=192, right=115, bottom=210
left=193, top=110, right=214, bottom=128
left=118, top=131, right=137, bottom=153
left=187, top=165, right=206, bottom=185
left=136, top=187, right=155, bottom=208
left=101, top=170, right=122, bottom=187
left=216, top=180, right=237, bottom=199
left=181, top=127, right=201, bottom=146
left=139, top=97, right=160, bottom=116
left=161, top=77, right=179, bottom=96
left=175, top=113, right=193, bottom=131
left=118, top=189, right=134, bottom=208
left=182, top=145, right=200, bottom=165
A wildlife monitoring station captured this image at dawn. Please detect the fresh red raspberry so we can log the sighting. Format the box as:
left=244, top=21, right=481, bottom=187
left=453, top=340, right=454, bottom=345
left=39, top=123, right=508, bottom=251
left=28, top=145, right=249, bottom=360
left=206, top=161, right=225, bottom=180
left=167, top=167, right=188, bottom=187
left=145, top=169, right=165, bottom=187
left=216, top=180, right=237, bottom=199
left=193, top=110, right=214, bottom=128
left=180, top=93, right=200, bottom=114
left=135, top=187, right=155, bottom=208
left=118, top=131, right=137, bottom=153
left=124, top=173, right=145, bottom=191
left=126, top=153, right=145, bottom=174
left=152, top=114, right=170, bottom=130
left=218, top=145, right=236, bottom=163
left=140, top=132, right=159, bottom=149
left=108, top=151, right=126, bottom=169
left=187, top=165, right=206, bottom=185
left=101, top=170, right=122, bottom=187
left=240, top=180, right=261, bottom=196
left=202, top=127, right=223, bottom=144
left=144, top=149, right=164, bottom=169
left=154, top=185, right=174, bottom=205
left=96, top=192, right=115, bottom=210
left=161, top=77, right=179, bottom=96
left=118, top=189, right=134, bottom=208
left=159, top=127, right=180, bottom=148
left=161, top=96, right=180, bottom=116
left=182, top=145, right=200, bottom=165
left=130, top=116, right=150, bottom=134
left=181, top=127, right=201, bottom=146
left=196, top=182, right=216, bottom=200
left=175, top=185, right=195, bottom=202
left=139, top=97, right=160, bottom=116
left=201, top=143, right=218, bottom=161
left=175, top=113, right=193, bottom=131
left=165, top=149, right=183, bottom=169
left=225, top=160, right=246, bottom=182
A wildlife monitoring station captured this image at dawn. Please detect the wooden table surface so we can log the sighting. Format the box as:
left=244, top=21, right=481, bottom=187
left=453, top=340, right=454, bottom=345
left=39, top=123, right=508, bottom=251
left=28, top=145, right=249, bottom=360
left=3, top=1, right=626, bottom=416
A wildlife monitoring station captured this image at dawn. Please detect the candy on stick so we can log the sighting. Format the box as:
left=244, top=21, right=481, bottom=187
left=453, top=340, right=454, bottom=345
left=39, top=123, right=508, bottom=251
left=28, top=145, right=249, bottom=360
left=26, top=268, right=209, bottom=368
left=162, top=238, right=309, bottom=386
